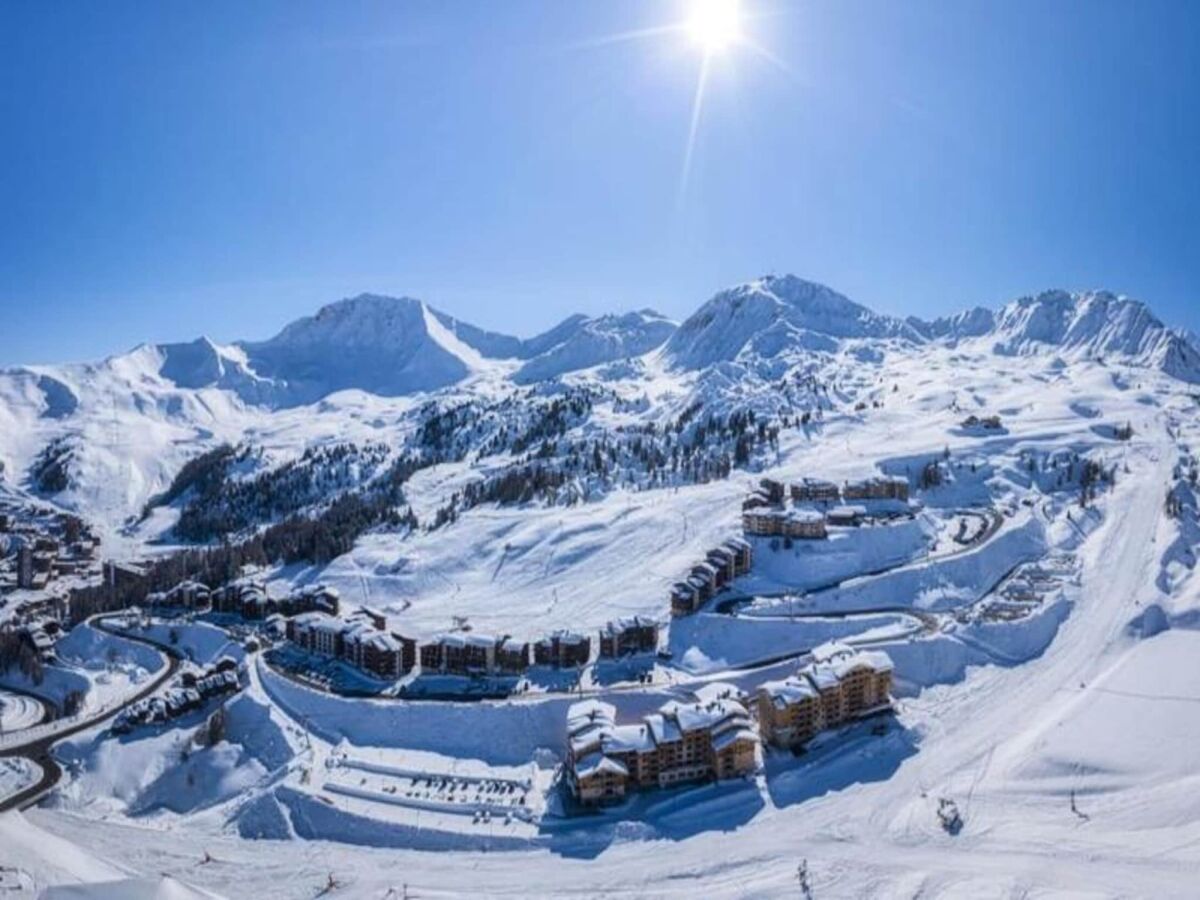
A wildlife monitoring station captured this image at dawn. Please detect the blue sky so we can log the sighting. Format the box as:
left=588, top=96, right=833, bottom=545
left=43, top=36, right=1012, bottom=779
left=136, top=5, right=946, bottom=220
left=2, top=0, right=1198, bottom=365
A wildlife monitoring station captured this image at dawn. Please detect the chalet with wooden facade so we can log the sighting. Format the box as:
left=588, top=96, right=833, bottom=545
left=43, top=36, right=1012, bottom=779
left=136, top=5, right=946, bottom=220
left=756, top=642, right=894, bottom=750
left=758, top=478, right=786, bottom=505
left=826, top=505, right=866, bottom=527
left=742, top=507, right=828, bottom=539
left=145, top=579, right=211, bottom=611
left=533, top=630, right=591, bottom=668
left=598, top=616, right=658, bottom=658
left=671, top=538, right=753, bottom=617
left=791, top=478, right=841, bottom=504
left=212, top=581, right=340, bottom=620
left=419, top=632, right=519, bottom=676
left=843, top=475, right=909, bottom=503
left=286, top=608, right=416, bottom=680
left=496, top=637, right=531, bottom=674
left=566, top=688, right=759, bottom=805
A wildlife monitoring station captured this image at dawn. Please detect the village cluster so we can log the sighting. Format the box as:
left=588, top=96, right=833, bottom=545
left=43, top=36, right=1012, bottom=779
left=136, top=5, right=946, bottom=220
left=741, top=474, right=911, bottom=539
left=2, top=467, right=921, bottom=821
left=143, top=577, right=664, bottom=685
left=959, top=556, right=1076, bottom=624
left=0, top=500, right=103, bottom=672
left=566, top=640, right=895, bottom=805
left=112, top=656, right=244, bottom=734
left=670, top=474, right=912, bottom=617
left=0, top=500, right=100, bottom=600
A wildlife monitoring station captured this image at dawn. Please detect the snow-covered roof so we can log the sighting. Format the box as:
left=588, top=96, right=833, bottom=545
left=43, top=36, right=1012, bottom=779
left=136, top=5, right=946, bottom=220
left=830, top=648, right=894, bottom=677
left=759, top=676, right=819, bottom=708
left=660, top=698, right=750, bottom=733
left=291, top=611, right=343, bottom=635
left=603, top=723, right=655, bottom=754
left=645, top=713, right=682, bottom=745
left=573, top=751, right=628, bottom=780
left=542, top=628, right=587, bottom=645
left=711, top=726, right=758, bottom=753
left=811, top=640, right=856, bottom=664
left=801, top=663, right=841, bottom=691
left=362, top=630, right=401, bottom=653
left=602, top=615, right=658, bottom=636
left=787, top=508, right=826, bottom=524
left=799, top=477, right=839, bottom=489
left=691, top=681, right=745, bottom=705
left=567, top=699, right=616, bottom=736
left=569, top=723, right=611, bottom=757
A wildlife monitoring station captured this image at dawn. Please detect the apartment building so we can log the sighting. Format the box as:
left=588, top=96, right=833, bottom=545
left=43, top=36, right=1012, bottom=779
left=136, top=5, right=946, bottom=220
left=566, top=688, right=759, bottom=806
left=757, top=642, right=894, bottom=750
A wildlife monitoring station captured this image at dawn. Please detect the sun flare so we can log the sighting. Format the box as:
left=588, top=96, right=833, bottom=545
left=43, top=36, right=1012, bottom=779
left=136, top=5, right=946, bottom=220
left=687, top=0, right=741, bottom=53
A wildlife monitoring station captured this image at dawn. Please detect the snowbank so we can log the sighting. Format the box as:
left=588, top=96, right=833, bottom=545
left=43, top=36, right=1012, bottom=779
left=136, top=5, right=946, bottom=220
left=258, top=662, right=673, bottom=766
left=747, top=513, right=1047, bottom=616
left=669, top=611, right=918, bottom=674
left=739, top=517, right=933, bottom=595
left=119, top=620, right=245, bottom=667
left=55, top=623, right=164, bottom=675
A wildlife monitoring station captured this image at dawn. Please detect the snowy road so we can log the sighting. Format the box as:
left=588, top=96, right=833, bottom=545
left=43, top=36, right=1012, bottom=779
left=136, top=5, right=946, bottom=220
left=0, top=617, right=180, bottom=812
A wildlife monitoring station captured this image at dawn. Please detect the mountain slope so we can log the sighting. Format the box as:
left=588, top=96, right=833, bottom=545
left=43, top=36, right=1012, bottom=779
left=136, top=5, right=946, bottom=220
left=237, top=294, right=492, bottom=405
left=664, top=275, right=921, bottom=370
left=986, top=290, right=1200, bottom=381
left=513, top=310, right=676, bottom=383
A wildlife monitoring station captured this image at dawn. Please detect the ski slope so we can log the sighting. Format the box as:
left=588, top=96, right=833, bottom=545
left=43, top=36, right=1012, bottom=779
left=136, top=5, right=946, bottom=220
left=5, top=279, right=1200, bottom=897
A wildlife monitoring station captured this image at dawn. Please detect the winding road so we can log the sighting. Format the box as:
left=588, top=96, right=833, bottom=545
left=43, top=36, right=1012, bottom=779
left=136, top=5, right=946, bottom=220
left=0, top=617, right=181, bottom=812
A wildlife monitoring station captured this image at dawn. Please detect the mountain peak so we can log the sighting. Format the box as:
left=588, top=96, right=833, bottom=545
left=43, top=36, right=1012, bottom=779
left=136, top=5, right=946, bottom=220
left=664, top=275, right=918, bottom=369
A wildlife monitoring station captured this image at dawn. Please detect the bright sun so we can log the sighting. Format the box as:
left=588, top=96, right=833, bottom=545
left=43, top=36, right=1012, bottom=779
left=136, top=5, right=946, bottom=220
left=687, top=0, right=741, bottom=53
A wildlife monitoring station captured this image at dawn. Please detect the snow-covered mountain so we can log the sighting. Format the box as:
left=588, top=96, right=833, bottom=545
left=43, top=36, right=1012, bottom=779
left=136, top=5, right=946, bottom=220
left=985, top=290, right=1200, bottom=379
left=145, top=295, right=679, bottom=404
left=236, top=294, right=493, bottom=405
left=907, top=307, right=997, bottom=341
left=663, top=275, right=922, bottom=370
left=904, top=289, right=1200, bottom=381
left=2, top=275, right=1199, bottom=534
left=512, top=310, right=676, bottom=384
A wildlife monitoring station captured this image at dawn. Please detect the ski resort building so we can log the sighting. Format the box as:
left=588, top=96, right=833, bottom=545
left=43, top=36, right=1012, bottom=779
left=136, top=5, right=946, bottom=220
left=843, top=475, right=909, bottom=502
left=281, top=584, right=341, bottom=617
left=759, top=477, right=786, bottom=504
left=598, top=616, right=659, bottom=658
left=724, top=537, right=753, bottom=572
left=495, top=637, right=531, bottom=674
left=742, top=507, right=828, bottom=539
left=287, top=612, right=346, bottom=658
left=566, top=690, right=759, bottom=806
left=826, top=505, right=866, bottom=527
left=212, top=582, right=341, bottom=620
left=145, top=580, right=211, bottom=611
left=533, top=630, right=591, bottom=668
left=670, top=581, right=701, bottom=617
left=341, top=621, right=415, bottom=679
left=791, top=478, right=842, bottom=503
left=672, top=538, right=753, bottom=617
left=756, top=642, right=895, bottom=750
left=419, top=632, right=506, bottom=675
left=741, top=489, right=774, bottom=511
left=287, top=610, right=416, bottom=680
